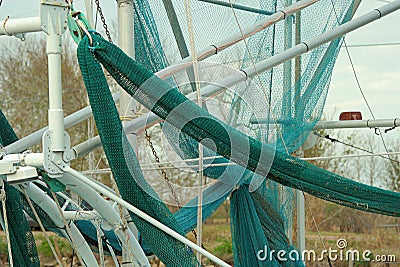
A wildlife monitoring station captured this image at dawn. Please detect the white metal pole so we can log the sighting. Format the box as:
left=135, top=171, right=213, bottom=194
left=84, top=0, right=95, bottom=28
left=47, top=33, right=65, bottom=152
left=117, top=2, right=138, bottom=265
left=293, top=0, right=305, bottom=253
left=296, top=189, right=306, bottom=253
left=156, top=0, right=319, bottom=79
left=0, top=17, right=41, bottom=36
left=156, top=0, right=320, bottom=79
left=4, top=93, right=119, bottom=154
left=283, top=0, right=293, bottom=117
left=68, top=223, right=100, bottom=267
left=282, top=0, right=296, bottom=246
left=296, top=148, right=306, bottom=255
left=301, top=151, right=400, bottom=161
left=65, top=166, right=232, bottom=267
left=69, top=114, right=400, bottom=160
left=118, top=0, right=137, bottom=150
left=314, top=118, right=400, bottom=129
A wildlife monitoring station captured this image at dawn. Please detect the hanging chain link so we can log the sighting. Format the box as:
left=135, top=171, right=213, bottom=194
left=144, top=129, right=205, bottom=242
left=145, top=129, right=183, bottom=208
left=144, top=130, right=216, bottom=266
left=94, top=0, right=113, bottom=43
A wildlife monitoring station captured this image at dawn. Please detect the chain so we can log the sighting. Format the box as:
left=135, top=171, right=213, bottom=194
left=145, top=128, right=182, bottom=207
left=144, top=129, right=206, bottom=243
left=94, top=0, right=113, bottom=43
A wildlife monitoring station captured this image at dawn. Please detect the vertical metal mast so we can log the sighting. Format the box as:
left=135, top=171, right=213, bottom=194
left=118, top=0, right=137, bottom=151
left=117, top=1, right=136, bottom=266
left=294, top=0, right=306, bottom=256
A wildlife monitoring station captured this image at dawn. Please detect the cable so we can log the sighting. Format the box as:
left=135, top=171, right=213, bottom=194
left=303, top=193, right=333, bottom=267
left=329, top=0, right=395, bottom=168
left=316, top=132, right=400, bottom=164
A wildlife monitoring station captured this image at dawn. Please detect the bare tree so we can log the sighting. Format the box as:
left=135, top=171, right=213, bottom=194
left=383, top=137, right=400, bottom=192
left=0, top=35, right=111, bottom=181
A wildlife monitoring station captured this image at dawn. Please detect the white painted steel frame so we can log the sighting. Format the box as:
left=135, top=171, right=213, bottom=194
left=64, top=166, right=232, bottom=267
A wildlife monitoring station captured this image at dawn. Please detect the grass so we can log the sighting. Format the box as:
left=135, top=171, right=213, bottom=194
left=0, top=200, right=397, bottom=266
left=304, top=229, right=400, bottom=267
left=36, top=234, right=72, bottom=259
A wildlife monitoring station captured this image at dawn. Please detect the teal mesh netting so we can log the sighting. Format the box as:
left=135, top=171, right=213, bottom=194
left=75, top=1, right=400, bottom=266
left=78, top=33, right=400, bottom=217
left=76, top=31, right=400, bottom=267
left=78, top=38, right=200, bottom=267
left=131, top=1, right=352, bottom=265
left=0, top=110, right=40, bottom=267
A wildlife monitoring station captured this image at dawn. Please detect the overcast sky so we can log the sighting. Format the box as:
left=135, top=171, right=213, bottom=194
left=0, top=0, right=399, bottom=121
left=326, top=0, right=400, bottom=121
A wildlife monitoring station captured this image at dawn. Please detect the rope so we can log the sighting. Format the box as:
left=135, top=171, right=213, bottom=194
left=50, top=191, right=85, bottom=266
left=0, top=180, right=13, bottom=267
left=183, top=1, right=207, bottom=264
left=94, top=220, right=105, bottom=267
left=109, top=175, right=135, bottom=266
left=20, top=186, right=63, bottom=267
left=303, top=193, right=333, bottom=267
left=227, top=0, right=290, bottom=154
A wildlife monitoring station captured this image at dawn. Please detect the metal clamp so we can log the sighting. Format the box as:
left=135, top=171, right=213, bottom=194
left=40, top=0, right=69, bottom=35
left=42, top=129, right=73, bottom=178
left=2, top=16, right=11, bottom=36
